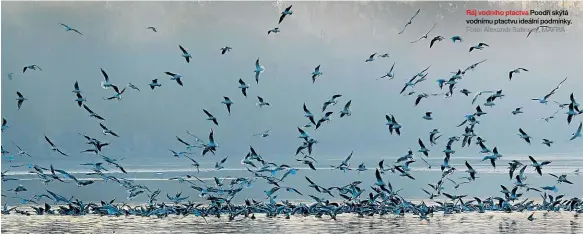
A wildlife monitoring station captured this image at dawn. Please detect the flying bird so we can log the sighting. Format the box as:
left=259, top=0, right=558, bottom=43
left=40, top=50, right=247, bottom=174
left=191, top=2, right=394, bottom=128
left=238, top=79, right=250, bottom=97
left=44, top=135, right=69, bottom=156
left=147, top=26, right=157, bottom=32
left=268, top=27, right=281, bottom=34
left=410, top=23, right=436, bottom=43
left=203, top=109, right=219, bottom=126
left=398, top=9, right=420, bottom=34
left=451, top=36, right=463, bottom=43
left=469, top=43, right=489, bottom=52
left=100, top=68, right=113, bottom=89
left=311, top=65, right=322, bottom=83
left=149, top=79, right=161, bottom=90
left=179, top=45, right=192, bottom=63
left=128, top=83, right=140, bottom=92
left=221, top=97, right=234, bottom=115
left=339, top=100, right=352, bottom=118
left=23, top=65, right=41, bottom=73
left=378, top=63, right=395, bottom=80
left=570, top=121, right=582, bottom=141
left=220, top=46, right=232, bottom=55
left=509, top=68, right=528, bottom=80
left=74, top=93, right=86, bottom=107
left=164, top=72, right=183, bottom=86
left=16, top=91, right=26, bottom=110
left=59, top=23, right=82, bottom=35
left=430, top=36, right=445, bottom=48
left=278, top=5, right=293, bottom=24
left=517, top=128, right=532, bottom=144
left=365, top=53, right=377, bottom=62
left=526, top=25, right=550, bottom=38
left=531, top=77, right=567, bottom=104
left=256, top=96, right=270, bottom=108
left=100, top=123, right=119, bottom=137
left=254, top=58, right=265, bottom=84
left=83, top=105, right=105, bottom=121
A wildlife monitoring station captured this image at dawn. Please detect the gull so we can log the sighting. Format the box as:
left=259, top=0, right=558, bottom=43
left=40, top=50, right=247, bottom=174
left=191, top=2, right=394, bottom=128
left=422, top=112, right=433, bottom=120
left=220, top=46, right=232, bottom=55
left=518, top=128, right=532, bottom=144
left=256, top=96, right=270, bottom=107
left=1, top=118, right=8, bottom=132
left=464, top=161, right=477, bottom=180
left=100, top=68, right=113, bottom=89
left=268, top=27, right=280, bottom=34
left=303, top=103, right=317, bottom=125
left=410, top=23, right=436, bottom=43
left=529, top=155, right=551, bottom=176
left=74, top=93, right=86, bottom=107
left=542, top=139, right=554, bottom=147
left=569, top=93, right=581, bottom=112
left=297, top=127, right=310, bottom=140
left=278, top=5, right=293, bottom=24
left=202, top=129, right=218, bottom=156
left=339, top=100, right=352, bottom=118
left=512, top=107, right=524, bottom=115
left=451, top=36, right=463, bottom=43
left=185, top=156, right=200, bottom=173
left=527, top=212, right=535, bottom=221
left=254, top=129, right=272, bottom=138
left=238, top=78, right=250, bottom=97
left=478, top=141, right=491, bottom=153
left=221, top=97, right=234, bottom=115
left=16, top=91, right=26, bottom=110
left=179, top=45, right=192, bottom=63
left=146, top=26, right=157, bottom=32
left=23, top=65, right=41, bottom=73
left=418, top=138, right=429, bottom=157
left=531, top=77, right=567, bottom=104
left=59, top=23, right=82, bottom=35
left=203, top=109, right=219, bottom=126
left=13, top=142, right=32, bottom=157
left=83, top=105, right=105, bottom=121
left=311, top=65, right=322, bottom=83
left=7, top=72, right=14, bottom=80
left=484, top=96, right=496, bottom=107
left=365, top=53, right=377, bottom=62
left=400, top=74, right=423, bottom=94
left=149, top=79, right=161, bottom=90
left=526, top=25, right=551, bottom=38
left=460, top=89, right=471, bottom=96
left=215, top=157, right=228, bottom=171
left=509, top=68, right=528, bottom=80
left=567, top=103, right=579, bottom=125
left=72, top=81, right=82, bottom=94
left=469, top=43, right=489, bottom=52
left=462, top=59, right=488, bottom=74
left=398, top=9, right=420, bottom=34
left=549, top=173, right=573, bottom=184
left=128, top=83, right=140, bottom=92
left=378, top=62, right=395, bottom=80
left=570, top=121, right=582, bottom=141
left=379, top=53, right=390, bottom=58
left=103, top=85, right=126, bottom=101
left=170, top=150, right=192, bottom=158
left=254, top=58, right=265, bottom=84
left=472, top=90, right=494, bottom=104
left=429, top=36, right=445, bottom=48
left=164, top=72, right=184, bottom=86
left=44, top=135, right=68, bottom=156
left=315, top=112, right=334, bottom=130
left=394, top=166, right=415, bottom=180
left=100, top=123, right=119, bottom=137
left=429, top=129, right=441, bottom=146
left=322, top=94, right=342, bottom=112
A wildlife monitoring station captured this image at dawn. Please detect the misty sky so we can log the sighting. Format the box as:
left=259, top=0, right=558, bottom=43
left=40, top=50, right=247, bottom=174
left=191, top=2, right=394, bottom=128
left=2, top=1, right=583, bottom=174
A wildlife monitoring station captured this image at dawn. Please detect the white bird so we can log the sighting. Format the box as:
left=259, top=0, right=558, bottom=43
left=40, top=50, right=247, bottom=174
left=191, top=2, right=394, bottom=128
left=179, top=45, right=192, bottom=63
left=16, top=91, right=27, bottom=110
left=220, top=46, right=232, bottom=55
left=254, top=58, right=265, bottom=84
left=570, top=122, right=582, bottom=141
left=164, top=72, right=184, bottom=86
left=339, top=100, right=352, bottom=118
left=238, top=79, right=250, bottom=97
left=149, top=79, right=161, bottom=90
left=532, top=77, right=567, bottom=104
left=268, top=27, right=281, bottom=34
left=254, top=129, right=272, bottom=138
left=146, top=26, right=157, bottom=32
left=311, top=65, right=322, bottom=83
left=100, top=68, right=113, bottom=89
left=378, top=63, right=395, bottom=80
left=23, top=65, right=42, bottom=73
left=256, top=96, right=270, bottom=107
left=423, top=112, right=433, bottom=120
left=512, top=107, right=524, bottom=115
left=278, top=5, right=293, bottom=24
left=365, top=53, right=377, bottom=62
left=59, top=23, right=83, bottom=35
left=221, top=97, right=234, bottom=115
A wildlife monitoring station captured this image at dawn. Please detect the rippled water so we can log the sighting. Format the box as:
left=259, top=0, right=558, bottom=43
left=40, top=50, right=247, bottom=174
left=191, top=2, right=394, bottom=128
left=2, top=212, right=582, bottom=233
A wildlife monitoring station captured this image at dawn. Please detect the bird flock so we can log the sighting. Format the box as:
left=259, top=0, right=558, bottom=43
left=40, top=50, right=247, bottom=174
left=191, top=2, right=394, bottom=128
left=2, top=6, right=583, bottom=222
